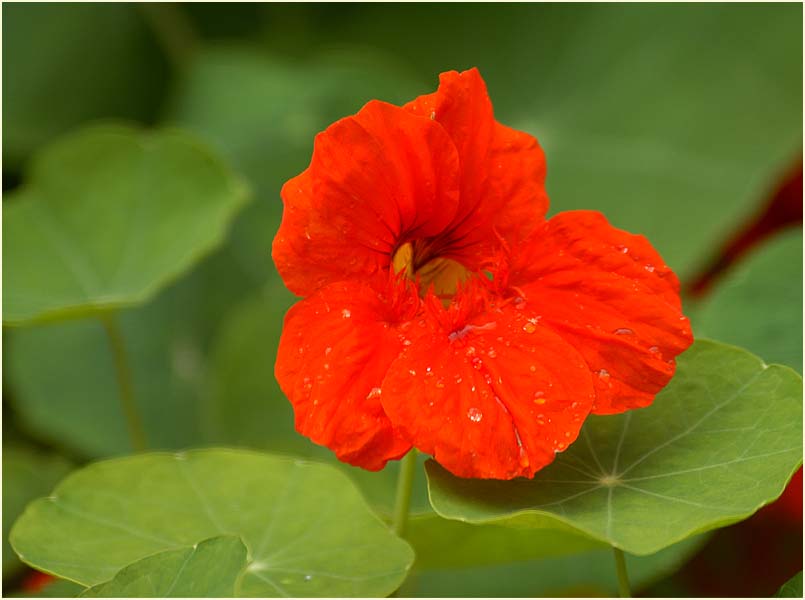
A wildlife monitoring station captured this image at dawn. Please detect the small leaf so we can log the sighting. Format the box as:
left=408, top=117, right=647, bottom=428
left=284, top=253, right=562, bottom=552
left=3, top=124, right=249, bottom=325
left=426, top=340, right=803, bottom=555
left=80, top=536, right=247, bottom=598
left=694, top=230, right=803, bottom=372
left=2, top=445, right=73, bottom=578
left=775, top=571, right=803, bottom=598
left=10, top=449, right=414, bottom=597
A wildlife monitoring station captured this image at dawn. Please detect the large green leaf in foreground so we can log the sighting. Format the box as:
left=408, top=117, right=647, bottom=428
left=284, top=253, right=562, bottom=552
left=11, top=450, right=413, bottom=597
left=2, top=445, right=73, bottom=578
left=427, top=340, right=803, bottom=555
left=81, top=536, right=247, bottom=598
left=3, top=125, right=249, bottom=325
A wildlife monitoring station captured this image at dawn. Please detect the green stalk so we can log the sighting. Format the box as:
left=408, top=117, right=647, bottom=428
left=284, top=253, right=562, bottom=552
left=392, top=450, right=418, bottom=538
left=613, top=546, right=632, bottom=597
left=137, top=2, right=198, bottom=72
left=101, top=314, right=147, bottom=452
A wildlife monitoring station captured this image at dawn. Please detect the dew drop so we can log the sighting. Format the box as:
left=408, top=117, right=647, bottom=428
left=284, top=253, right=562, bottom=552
left=529, top=365, right=537, bottom=373
left=323, top=363, right=330, bottom=371
left=467, top=407, right=483, bottom=422
left=324, top=347, right=332, bottom=356
left=597, top=369, right=610, bottom=380
left=409, top=369, right=417, bottom=376
left=556, top=442, right=566, bottom=450
left=366, top=387, right=382, bottom=400
left=644, top=264, right=655, bottom=273
left=522, top=322, right=537, bottom=334
left=614, top=328, right=634, bottom=335
left=618, top=246, right=629, bottom=254
left=564, top=431, right=572, bottom=438
left=341, top=309, right=351, bottom=319
left=534, top=391, right=546, bottom=405
left=471, top=357, right=483, bottom=370
left=435, top=378, right=445, bottom=389
left=304, top=575, right=313, bottom=582
left=487, top=348, right=498, bottom=358
left=649, top=346, right=660, bottom=354
left=455, top=375, right=463, bottom=384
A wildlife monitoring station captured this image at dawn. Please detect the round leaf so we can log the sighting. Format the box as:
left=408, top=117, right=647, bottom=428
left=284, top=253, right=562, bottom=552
left=426, top=340, right=803, bottom=555
left=775, top=572, right=803, bottom=598
left=81, top=536, right=247, bottom=598
left=3, top=125, right=250, bottom=325
left=10, top=449, right=414, bottom=597
left=2, top=445, right=73, bottom=577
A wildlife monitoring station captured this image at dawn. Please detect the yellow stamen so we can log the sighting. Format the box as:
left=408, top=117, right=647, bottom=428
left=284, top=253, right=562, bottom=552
left=392, top=242, right=471, bottom=300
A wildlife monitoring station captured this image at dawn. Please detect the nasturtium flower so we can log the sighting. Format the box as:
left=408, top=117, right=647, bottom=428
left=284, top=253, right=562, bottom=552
left=273, top=68, right=693, bottom=479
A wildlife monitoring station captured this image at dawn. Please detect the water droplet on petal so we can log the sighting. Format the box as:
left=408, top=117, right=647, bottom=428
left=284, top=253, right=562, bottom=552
left=529, top=365, right=537, bottom=373
left=523, top=322, right=537, bottom=334
left=471, top=357, right=483, bottom=370
left=644, top=264, right=655, bottom=273
left=435, top=378, right=445, bottom=389
left=614, top=328, right=634, bottom=335
left=409, top=369, right=417, bottom=376
left=597, top=369, right=610, bottom=380
left=467, top=407, right=483, bottom=422
left=341, top=309, right=351, bottom=319
left=534, top=391, right=546, bottom=404
left=324, top=347, right=332, bottom=355
left=366, top=387, right=382, bottom=400
left=487, top=348, right=497, bottom=358
left=649, top=346, right=660, bottom=354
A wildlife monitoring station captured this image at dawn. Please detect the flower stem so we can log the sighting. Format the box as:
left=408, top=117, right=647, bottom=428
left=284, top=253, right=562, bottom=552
left=613, top=546, right=632, bottom=597
left=392, top=450, right=418, bottom=538
left=101, top=314, right=147, bottom=452
left=137, top=2, right=198, bottom=72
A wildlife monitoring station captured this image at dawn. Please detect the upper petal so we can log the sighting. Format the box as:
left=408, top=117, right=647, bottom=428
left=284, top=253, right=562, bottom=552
left=273, top=100, right=461, bottom=297
left=404, top=68, right=549, bottom=268
left=275, top=275, right=419, bottom=470
left=504, top=210, right=694, bottom=415
left=380, top=288, right=594, bottom=479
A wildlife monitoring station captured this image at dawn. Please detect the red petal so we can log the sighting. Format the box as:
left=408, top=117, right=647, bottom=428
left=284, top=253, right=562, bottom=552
left=404, top=68, right=549, bottom=268
left=273, top=100, right=461, bottom=297
left=505, top=210, right=693, bottom=415
left=381, top=290, right=594, bottom=479
left=275, top=275, right=418, bottom=470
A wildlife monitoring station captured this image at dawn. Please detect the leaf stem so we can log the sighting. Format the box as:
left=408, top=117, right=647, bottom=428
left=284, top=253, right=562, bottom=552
left=137, top=2, right=199, bottom=72
left=101, top=314, right=147, bottom=452
left=613, top=546, right=632, bottom=597
left=392, top=450, right=418, bottom=538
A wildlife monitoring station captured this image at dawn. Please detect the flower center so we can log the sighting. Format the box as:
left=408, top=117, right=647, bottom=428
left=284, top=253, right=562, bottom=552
left=392, top=241, right=471, bottom=299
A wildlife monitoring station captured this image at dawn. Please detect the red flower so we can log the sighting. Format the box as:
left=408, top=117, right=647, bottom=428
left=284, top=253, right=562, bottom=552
left=273, top=68, right=693, bottom=479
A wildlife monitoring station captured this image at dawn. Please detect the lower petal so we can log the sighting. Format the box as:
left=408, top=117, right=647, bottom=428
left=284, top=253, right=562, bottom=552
left=275, top=276, right=418, bottom=470
left=381, top=293, right=594, bottom=479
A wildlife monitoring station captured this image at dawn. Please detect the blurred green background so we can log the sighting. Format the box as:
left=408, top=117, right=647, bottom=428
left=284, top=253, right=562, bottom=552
left=3, top=2, right=802, bottom=597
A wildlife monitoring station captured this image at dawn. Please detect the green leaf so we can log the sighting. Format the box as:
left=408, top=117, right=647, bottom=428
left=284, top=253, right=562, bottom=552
left=2, top=445, right=73, bottom=578
left=775, top=571, right=803, bottom=598
left=2, top=3, right=167, bottom=168
left=694, top=230, right=803, bottom=372
left=407, top=514, right=604, bottom=569
left=10, top=449, right=414, bottom=597
left=80, top=536, right=247, bottom=598
left=426, top=340, right=803, bottom=555
left=403, top=535, right=707, bottom=597
left=3, top=124, right=249, bottom=325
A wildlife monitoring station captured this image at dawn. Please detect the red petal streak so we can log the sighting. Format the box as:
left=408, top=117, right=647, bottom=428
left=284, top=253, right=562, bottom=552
left=404, top=68, right=549, bottom=269
left=273, top=100, right=461, bottom=297
left=381, top=288, right=594, bottom=479
left=275, top=275, right=418, bottom=470
left=504, top=211, right=693, bottom=415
